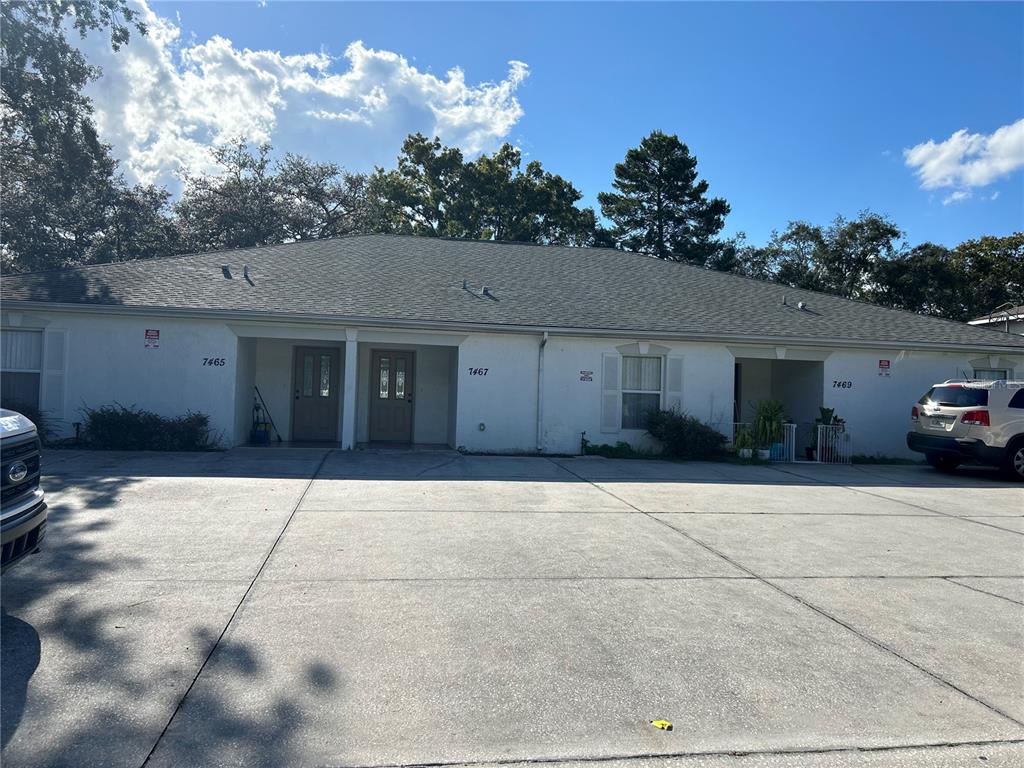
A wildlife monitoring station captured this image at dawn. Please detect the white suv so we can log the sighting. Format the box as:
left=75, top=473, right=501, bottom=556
left=907, top=380, right=1024, bottom=479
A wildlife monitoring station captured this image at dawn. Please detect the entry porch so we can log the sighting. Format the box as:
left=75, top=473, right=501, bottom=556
left=731, top=350, right=847, bottom=462
left=232, top=326, right=461, bottom=448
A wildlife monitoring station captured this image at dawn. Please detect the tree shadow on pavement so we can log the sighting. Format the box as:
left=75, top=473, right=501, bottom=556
left=1, top=463, right=340, bottom=767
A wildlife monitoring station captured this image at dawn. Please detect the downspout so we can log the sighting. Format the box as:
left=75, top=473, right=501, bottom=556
left=536, top=331, right=549, bottom=452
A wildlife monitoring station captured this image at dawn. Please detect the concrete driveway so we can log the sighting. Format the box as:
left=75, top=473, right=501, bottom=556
left=2, top=449, right=1022, bottom=768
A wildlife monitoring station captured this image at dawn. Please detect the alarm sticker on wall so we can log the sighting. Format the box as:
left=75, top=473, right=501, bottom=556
left=145, top=329, right=160, bottom=349
left=878, top=359, right=891, bottom=377
left=580, top=370, right=594, bottom=382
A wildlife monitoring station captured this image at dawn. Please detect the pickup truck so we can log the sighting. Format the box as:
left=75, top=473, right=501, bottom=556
left=1, top=409, right=47, bottom=572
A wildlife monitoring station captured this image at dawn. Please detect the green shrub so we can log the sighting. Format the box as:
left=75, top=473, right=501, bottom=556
left=733, top=426, right=754, bottom=451
left=647, top=410, right=727, bottom=460
left=752, top=399, right=786, bottom=449
left=81, top=403, right=217, bottom=451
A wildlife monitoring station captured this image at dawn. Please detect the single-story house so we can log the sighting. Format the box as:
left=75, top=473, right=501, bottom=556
left=969, top=305, right=1024, bottom=337
left=2, top=234, right=1023, bottom=457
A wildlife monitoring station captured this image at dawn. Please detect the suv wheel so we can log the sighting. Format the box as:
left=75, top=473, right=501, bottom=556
left=926, top=453, right=961, bottom=473
left=1002, top=439, right=1024, bottom=481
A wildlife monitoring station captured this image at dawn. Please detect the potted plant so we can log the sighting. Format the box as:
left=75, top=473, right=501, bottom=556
left=734, top=426, right=754, bottom=459
left=753, top=399, right=785, bottom=460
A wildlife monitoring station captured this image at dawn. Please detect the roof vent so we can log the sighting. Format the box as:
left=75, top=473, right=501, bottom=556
left=798, top=301, right=807, bottom=310
left=221, top=265, right=232, bottom=279
left=462, top=278, right=469, bottom=290
left=243, top=264, right=253, bottom=285
left=482, top=286, right=493, bottom=297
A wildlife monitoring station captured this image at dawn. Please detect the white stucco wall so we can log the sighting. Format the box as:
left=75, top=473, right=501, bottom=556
left=770, top=360, right=824, bottom=426
left=234, top=337, right=256, bottom=444
left=537, top=336, right=735, bottom=455
left=736, top=358, right=772, bottom=423
left=822, top=349, right=1022, bottom=458
left=252, top=338, right=297, bottom=443
left=1, top=311, right=240, bottom=445
left=454, top=333, right=541, bottom=452
left=4, top=308, right=1022, bottom=458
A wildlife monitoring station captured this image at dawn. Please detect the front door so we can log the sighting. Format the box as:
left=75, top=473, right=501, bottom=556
left=292, top=347, right=340, bottom=442
left=369, top=350, right=414, bottom=443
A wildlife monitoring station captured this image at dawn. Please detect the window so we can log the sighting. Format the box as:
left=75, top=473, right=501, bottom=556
left=621, top=356, right=661, bottom=429
left=395, top=357, right=406, bottom=399
left=1009, top=389, right=1024, bottom=410
left=1, top=329, right=42, bottom=409
left=378, top=356, right=390, bottom=399
left=973, top=368, right=1008, bottom=381
left=920, top=386, right=988, bottom=408
left=319, top=355, right=331, bottom=397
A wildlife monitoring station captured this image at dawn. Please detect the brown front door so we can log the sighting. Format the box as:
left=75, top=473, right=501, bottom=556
left=292, top=347, right=340, bottom=442
left=369, top=350, right=414, bottom=443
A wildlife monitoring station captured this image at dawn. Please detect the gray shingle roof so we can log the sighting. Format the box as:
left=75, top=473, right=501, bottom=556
left=4, top=234, right=1023, bottom=350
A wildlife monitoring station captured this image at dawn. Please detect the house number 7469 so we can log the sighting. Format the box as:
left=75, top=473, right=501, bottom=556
left=468, top=367, right=489, bottom=376
left=832, top=380, right=852, bottom=389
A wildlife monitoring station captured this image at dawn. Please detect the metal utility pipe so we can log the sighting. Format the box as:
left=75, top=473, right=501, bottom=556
left=536, top=331, right=549, bottom=452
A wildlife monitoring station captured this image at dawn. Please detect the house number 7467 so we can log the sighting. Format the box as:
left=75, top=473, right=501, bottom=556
left=468, top=367, right=489, bottom=376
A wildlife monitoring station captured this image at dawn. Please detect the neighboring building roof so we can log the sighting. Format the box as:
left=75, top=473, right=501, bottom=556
left=969, top=305, right=1024, bottom=326
left=4, top=234, right=1024, bottom=350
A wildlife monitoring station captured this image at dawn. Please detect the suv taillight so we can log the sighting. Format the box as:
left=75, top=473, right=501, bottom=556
left=961, top=410, right=990, bottom=426
left=911, top=405, right=919, bottom=421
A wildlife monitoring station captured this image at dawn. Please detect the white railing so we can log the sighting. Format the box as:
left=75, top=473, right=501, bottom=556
left=816, top=424, right=852, bottom=464
left=773, top=423, right=796, bottom=462
left=731, top=421, right=796, bottom=462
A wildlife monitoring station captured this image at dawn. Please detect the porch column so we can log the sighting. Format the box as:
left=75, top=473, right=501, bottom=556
left=341, top=329, right=358, bottom=449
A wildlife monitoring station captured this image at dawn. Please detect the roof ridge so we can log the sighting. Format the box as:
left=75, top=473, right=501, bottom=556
left=0, top=232, right=383, bottom=278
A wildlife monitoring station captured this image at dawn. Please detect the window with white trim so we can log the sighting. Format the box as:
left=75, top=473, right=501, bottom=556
left=973, top=368, right=1008, bottom=381
left=621, top=355, right=662, bottom=429
left=1, top=329, right=43, bottom=409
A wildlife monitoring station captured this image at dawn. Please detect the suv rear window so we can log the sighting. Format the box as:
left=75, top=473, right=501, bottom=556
left=919, top=386, right=989, bottom=407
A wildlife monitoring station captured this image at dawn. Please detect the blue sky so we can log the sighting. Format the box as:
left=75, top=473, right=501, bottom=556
left=89, top=2, right=1022, bottom=247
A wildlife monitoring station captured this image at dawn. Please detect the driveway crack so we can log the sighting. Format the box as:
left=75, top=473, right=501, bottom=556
left=139, top=449, right=333, bottom=767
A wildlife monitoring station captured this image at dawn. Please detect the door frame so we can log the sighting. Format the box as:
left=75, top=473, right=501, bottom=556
left=368, top=348, right=416, bottom=443
left=290, top=345, right=342, bottom=442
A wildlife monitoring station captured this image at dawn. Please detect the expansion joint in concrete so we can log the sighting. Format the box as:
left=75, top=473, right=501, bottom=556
left=546, top=458, right=1024, bottom=731
left=138, top=449, right=334, bottom=768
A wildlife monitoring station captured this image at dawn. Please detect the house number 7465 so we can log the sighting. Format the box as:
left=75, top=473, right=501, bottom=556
left=468, top=367, right=489, bottom=376
left=203, top=358, right=227, bottom=366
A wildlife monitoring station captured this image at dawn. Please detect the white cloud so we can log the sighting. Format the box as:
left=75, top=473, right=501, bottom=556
left=904, top=119, right=1024, bottom=193
left=942, top=190, right=971, bottom=206
left=73, top=1, right=529, bottom=188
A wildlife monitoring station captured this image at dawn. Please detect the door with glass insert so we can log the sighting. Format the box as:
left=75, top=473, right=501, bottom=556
left=369, top=350, right=414, bottom=443
left=292, top=347, right=341, bottom=441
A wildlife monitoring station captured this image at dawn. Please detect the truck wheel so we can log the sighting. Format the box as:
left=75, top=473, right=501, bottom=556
left=1002, top=439, right=1024, bottom=481
left=926, top=453, right=960, bottom=473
